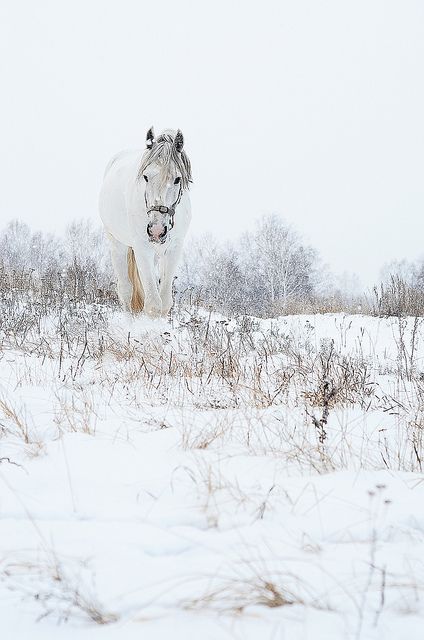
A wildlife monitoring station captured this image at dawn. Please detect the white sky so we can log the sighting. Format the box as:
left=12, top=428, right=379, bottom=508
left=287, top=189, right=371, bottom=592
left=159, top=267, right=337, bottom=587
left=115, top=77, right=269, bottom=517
left=1, top=0, right=423, bottom=286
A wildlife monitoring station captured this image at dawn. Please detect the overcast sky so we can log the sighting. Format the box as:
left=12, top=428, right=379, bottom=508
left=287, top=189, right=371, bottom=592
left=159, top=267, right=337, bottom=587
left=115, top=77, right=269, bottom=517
left=1, top=0, right=423, bottom=286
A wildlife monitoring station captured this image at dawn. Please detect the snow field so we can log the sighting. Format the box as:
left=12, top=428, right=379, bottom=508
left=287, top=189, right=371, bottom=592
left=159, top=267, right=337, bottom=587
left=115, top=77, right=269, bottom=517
left=1, top=309, right=424, bottom=639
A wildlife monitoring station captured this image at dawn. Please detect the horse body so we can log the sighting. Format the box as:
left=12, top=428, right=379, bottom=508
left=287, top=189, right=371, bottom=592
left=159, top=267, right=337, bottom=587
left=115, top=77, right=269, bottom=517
left=99, top=129, right=192, bottom=316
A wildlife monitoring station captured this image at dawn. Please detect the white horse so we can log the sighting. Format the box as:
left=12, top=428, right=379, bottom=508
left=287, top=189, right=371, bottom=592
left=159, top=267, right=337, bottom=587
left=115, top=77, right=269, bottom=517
left=99, top=127, right=192, bottom=316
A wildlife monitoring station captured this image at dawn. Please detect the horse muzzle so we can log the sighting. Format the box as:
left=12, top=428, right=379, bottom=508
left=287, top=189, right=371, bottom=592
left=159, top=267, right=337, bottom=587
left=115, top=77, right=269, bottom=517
left=145, top=204, right=176, bottom=243
left=147, top=221, right=168, bottom=243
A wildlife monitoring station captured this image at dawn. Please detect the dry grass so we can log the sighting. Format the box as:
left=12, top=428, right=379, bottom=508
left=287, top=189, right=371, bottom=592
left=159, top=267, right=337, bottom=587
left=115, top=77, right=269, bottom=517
left=54, top=389, right=98, bottom=436
left=2, top=292, right=424, bottom=628
left=372, top=275, right=424, bottom=318
left=181, top=558, right=328, bottom=615
left=0, top=396, right=44, bottom=457
left=0, top=398, right=30, bottom=442
left=1, top=552, right=119, bottom=625
left=1, top=301, right=423, bottom=473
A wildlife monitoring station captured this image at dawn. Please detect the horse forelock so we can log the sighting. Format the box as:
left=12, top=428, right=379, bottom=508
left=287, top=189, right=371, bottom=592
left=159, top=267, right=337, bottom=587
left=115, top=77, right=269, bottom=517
left=137, top=130, right=192, bottom=189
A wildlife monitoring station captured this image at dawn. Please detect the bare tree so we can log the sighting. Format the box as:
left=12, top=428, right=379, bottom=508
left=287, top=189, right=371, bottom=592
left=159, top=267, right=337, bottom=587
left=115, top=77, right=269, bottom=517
left=180, top=215, right=321, bottom=316
left=240, top=215, right=318, bottom=314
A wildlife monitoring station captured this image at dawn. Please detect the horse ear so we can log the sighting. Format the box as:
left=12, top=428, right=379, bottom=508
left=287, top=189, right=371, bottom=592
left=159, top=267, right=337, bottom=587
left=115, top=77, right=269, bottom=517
left=146, top=126, right=155, bottom=149
left=174, top=130, right=184, bottom=153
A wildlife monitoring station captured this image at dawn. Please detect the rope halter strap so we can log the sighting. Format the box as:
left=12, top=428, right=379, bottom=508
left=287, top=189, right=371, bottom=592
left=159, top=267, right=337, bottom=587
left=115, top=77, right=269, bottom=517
left=146, top=205, right=176, bottom=229
left=145, top=184, right=182, bottom=230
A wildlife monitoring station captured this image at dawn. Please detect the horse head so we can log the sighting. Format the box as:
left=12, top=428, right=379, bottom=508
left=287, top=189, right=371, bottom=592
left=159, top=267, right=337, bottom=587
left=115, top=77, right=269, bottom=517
left=138, top=127, right=192, bottom=244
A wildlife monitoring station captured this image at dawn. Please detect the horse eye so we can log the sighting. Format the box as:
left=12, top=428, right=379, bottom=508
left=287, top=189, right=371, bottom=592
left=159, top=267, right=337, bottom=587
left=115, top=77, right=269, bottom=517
left=174, top=177, right=181, bottom=185
left=143, top=175, right=148, bottom=183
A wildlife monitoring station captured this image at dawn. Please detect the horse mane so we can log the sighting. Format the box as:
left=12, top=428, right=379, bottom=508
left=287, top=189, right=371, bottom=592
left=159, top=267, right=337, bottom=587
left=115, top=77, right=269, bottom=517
left=137, top=129, right=192, bottom=190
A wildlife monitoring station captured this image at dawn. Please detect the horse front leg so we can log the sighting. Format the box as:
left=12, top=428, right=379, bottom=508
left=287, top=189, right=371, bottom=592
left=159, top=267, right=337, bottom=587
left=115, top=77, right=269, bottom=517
left=132, top=244, right=162, bottom=317
left=159, top=243, right=184, bottom=316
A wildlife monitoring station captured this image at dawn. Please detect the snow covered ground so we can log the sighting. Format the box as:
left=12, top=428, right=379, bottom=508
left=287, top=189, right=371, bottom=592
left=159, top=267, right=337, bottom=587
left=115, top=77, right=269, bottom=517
left=1, top=307, right=424, bottom=639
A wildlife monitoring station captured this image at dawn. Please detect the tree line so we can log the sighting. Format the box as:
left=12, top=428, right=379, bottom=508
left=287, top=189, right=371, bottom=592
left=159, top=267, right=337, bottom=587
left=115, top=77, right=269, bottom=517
left=0, top=216, right=423, bottom=317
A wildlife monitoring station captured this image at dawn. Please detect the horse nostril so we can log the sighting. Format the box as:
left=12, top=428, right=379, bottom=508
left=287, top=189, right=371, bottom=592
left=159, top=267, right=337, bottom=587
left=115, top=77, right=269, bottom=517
left=160, top=226, right=168, bottom=238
